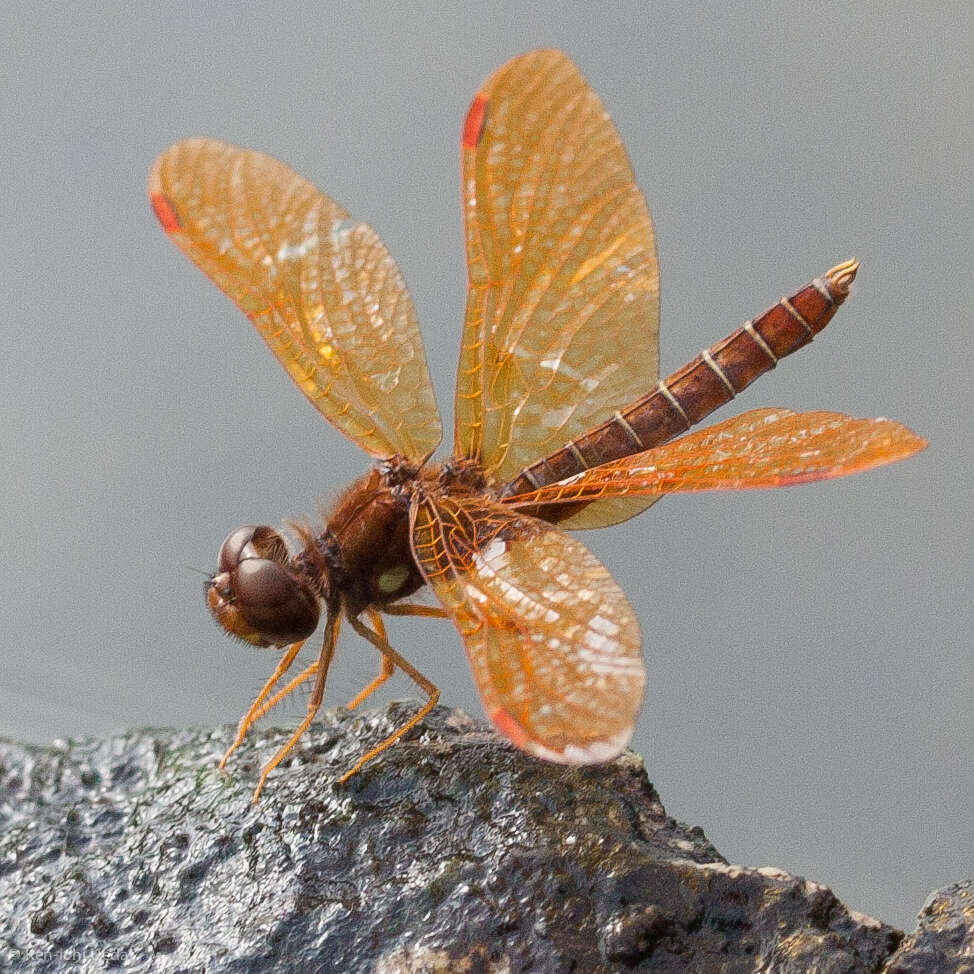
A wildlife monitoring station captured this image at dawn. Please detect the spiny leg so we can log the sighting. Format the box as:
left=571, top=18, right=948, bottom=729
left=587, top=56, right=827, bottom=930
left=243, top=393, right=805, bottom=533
left=383, top=602, right=448, bottom=619
left=346, top=609, right=394, bottom=710
left=347, top=605, right=447, bottom=709
left=220, top=639, right=305, bottom=770
left=341, top=612, right=440, bottom=784
left=346, top=655, right=394, bottom=710
left=251, top=660, right=320, bottom=723
left=252, top=613, right=340, bottom=803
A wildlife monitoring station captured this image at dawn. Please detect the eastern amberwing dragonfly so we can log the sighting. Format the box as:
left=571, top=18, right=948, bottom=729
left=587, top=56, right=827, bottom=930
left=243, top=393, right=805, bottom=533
left=150, top=50, right=926, bottom=801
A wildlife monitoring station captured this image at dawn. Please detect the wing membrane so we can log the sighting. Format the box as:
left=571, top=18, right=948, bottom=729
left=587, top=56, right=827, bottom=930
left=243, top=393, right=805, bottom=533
left=504, top=409, right=928, bottom=507
left=411, top=492, right=644, bottom=763
left=150, top=138, right=442, bottom=461
left=455, top=50, right=659, bottom=484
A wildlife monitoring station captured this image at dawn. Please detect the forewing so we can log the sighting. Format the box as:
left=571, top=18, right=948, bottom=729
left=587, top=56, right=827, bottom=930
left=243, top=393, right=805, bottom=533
left=455, top=50, right=660, bottom=483
left=410, top=492, right=644, bottom=763
left=504, top=409, right=928, bottom=507
left=150, top=138, right=442, bottom=461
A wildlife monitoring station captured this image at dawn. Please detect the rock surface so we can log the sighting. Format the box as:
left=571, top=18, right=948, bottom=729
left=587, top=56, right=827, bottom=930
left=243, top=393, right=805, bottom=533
left=0, top=703, right=968, bottom=972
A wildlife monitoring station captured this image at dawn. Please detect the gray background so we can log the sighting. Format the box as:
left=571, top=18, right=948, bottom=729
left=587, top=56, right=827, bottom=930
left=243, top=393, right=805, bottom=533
left=2, top=1, right=969, bottom=931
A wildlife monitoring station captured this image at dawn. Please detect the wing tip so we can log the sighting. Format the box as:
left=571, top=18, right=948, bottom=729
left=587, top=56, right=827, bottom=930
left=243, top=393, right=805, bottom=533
left=462, top=93, right=489, bottom=150
left=490, top=707, right=633, bottom=766
left=149, top=190, right=181, bottom=233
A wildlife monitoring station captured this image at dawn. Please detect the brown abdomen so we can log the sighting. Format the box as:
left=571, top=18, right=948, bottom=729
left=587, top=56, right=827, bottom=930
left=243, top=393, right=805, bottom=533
left=503, top=259, right=860, bottom=499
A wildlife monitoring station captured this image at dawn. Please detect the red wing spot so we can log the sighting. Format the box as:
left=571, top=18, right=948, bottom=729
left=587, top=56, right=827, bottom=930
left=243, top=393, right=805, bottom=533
left=462, top=93, right=489, bottom=149
left=150, top=191, right=181, bottom=232
left=489, top=706, right=529, bottom=749
left=767, top=469, right=839, bottom=487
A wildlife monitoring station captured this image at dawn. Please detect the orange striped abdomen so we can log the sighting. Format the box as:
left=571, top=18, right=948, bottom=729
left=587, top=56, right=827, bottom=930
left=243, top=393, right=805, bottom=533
left=504, top=259, right=860, bottom=500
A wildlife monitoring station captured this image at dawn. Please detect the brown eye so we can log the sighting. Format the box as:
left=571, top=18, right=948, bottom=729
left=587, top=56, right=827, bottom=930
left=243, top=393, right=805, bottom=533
left=218, top=525, right=289, bottom=573
left=234, top=558, right=320, bottom=645
left=209, top=527, right=319, bottom=647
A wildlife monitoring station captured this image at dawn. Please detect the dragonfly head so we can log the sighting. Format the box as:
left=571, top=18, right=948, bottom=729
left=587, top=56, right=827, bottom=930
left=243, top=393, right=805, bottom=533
left=207, top=525, right=320, bottom=647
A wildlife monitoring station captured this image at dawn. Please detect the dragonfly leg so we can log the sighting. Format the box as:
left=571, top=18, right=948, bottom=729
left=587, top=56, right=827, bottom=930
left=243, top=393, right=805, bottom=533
left=346, top=609, right=395, bottom=709
left=347, top=603, right=448, bottom=708
left=340, top=612, right=440, bottom=783
left=219, top=639, right=305, bottom=771
left=250, top=660, right=320, bottom=723
left=251, top=612, right=340, bottom=803
left=382, top=602, right=448, bottom=619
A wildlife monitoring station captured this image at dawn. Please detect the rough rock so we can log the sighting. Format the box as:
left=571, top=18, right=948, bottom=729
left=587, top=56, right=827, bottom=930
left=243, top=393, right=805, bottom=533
left=0, top=703, right=967, bottom=972
left=882, top=881, right=974, bottom=973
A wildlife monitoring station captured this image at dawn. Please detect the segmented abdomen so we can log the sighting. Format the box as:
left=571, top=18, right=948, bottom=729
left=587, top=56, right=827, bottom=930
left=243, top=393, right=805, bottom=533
left=503, top=259, right=860, bottom=503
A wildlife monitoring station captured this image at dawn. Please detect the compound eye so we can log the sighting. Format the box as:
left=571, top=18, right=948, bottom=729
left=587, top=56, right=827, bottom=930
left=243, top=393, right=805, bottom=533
left=229, top=558, right=320, bottom=646
left=218, top=525, right=289, bottom=573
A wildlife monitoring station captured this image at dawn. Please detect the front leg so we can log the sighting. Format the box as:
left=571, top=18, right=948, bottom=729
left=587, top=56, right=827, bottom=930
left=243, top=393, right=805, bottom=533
left=219, top=639, right=306, bottom=771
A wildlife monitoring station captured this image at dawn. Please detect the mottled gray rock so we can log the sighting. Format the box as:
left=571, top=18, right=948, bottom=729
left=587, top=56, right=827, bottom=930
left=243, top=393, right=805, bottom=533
left=0, top=703, right=966, bottom=972
left=882, top=881, right=974, bottom=973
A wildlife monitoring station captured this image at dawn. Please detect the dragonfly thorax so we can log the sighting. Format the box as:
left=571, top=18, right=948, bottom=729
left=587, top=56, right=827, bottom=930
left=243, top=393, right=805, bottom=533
left=316, top=466, right=425, bottom=615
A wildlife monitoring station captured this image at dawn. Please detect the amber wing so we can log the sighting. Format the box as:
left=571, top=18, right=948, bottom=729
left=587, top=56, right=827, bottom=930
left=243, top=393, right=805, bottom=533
left=455, top=50, right=660, bottom=496
left=503, top=409, right=929, bottom=507
left=410, top=491, right=645, bottom=763
left=150, top=138, right=442, bottom=462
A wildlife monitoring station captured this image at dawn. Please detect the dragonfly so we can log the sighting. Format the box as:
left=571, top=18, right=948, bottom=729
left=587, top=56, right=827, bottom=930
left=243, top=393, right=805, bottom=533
left=149, top=49, right=926, bottom=802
